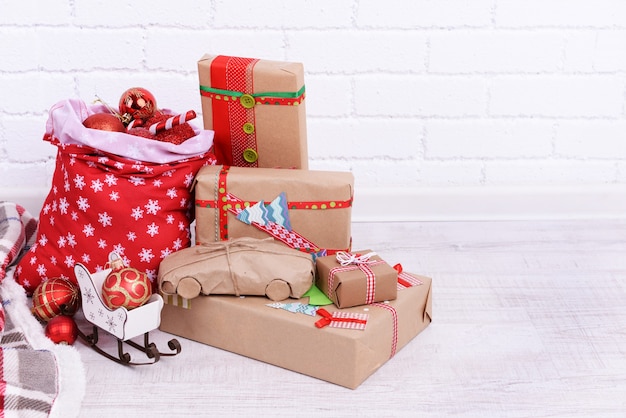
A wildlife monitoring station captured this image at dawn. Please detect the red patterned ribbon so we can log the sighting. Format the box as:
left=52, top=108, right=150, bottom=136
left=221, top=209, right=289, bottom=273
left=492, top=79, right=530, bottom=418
left=315, top=308, right=368, bottom=330
left=225, top=192, right=320, bottom=253
left=327, top=259, right=384, bottom=304
left=371, top=302, right=399, bottom=358
left=210, top=56, right=259, bottom=167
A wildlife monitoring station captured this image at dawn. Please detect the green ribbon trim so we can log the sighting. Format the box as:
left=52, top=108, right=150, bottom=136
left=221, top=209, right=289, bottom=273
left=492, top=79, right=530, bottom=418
left=199, top=84, right=305, bottom=99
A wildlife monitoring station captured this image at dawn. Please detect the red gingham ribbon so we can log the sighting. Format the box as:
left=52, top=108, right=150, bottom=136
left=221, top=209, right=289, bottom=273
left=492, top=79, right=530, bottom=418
left=328, top=259, right=384, bottom=304
left=315, top=308, right=368, bottom=330
left=371, top=302, right=399, bottom=358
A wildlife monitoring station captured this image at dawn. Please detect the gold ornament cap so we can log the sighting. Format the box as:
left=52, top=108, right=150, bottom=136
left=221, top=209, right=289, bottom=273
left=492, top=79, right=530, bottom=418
left=107, top=252, right=126, bottom=270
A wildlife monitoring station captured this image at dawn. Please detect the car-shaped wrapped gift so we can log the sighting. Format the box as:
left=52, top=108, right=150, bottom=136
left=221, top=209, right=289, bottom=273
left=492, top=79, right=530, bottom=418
left=158, top=237, right=315, bottom=301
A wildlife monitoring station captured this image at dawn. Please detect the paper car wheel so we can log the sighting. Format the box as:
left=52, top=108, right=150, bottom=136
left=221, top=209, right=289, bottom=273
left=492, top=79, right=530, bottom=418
left=265, top=279, right=291, bottom=301
left=175, top=277, right=202, bottom=300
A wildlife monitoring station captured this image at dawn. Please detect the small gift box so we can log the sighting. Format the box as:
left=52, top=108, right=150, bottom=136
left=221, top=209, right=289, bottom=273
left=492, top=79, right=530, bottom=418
left=193, top=165, right=354, bottom=256
left=198, top=54, right=308, bottom=169
left=315, top=251, right=398, bottom=308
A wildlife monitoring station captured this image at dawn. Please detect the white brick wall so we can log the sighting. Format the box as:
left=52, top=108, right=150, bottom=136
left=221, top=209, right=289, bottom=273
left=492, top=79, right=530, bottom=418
left=2, top=0, right=626, bottom=212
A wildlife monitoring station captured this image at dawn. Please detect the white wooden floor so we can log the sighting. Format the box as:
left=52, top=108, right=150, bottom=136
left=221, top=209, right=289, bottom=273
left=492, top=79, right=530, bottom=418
left=74, top=220, right=626, bottom=417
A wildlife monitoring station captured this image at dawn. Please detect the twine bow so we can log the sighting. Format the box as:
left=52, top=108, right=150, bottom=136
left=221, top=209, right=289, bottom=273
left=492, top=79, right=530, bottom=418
left=335, top=251, right=377, bottom=267
left=194, top=237, right=274, bottom=296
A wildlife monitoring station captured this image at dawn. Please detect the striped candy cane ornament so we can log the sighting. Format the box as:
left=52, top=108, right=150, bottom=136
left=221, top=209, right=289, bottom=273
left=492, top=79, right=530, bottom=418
left=148, top=110, right=197, bottom=135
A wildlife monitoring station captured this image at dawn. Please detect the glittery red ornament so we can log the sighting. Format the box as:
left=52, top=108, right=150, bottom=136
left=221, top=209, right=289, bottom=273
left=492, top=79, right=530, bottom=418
left=45, top=315, right=78, bottom=345
left=127, top=127, right=155, bottom=139
left=119, top=87, right=157, bottom=122
left=154, top=122, right=196, bottom=144
left=32, top=277, right=80, bottom=322
left=101, top=258, right=152, bottom=310
left=83, top=113, right=126, bottom=132
left=142, top=110, right=196, bottom=144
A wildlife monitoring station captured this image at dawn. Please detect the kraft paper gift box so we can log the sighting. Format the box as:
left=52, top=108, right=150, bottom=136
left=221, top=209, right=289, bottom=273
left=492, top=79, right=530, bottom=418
left=193, top=165, right=354, bottom=256
left=198, top=54, right=308, bottom=169
left=316, top=251, right=398, bottom=308
left=159, top=273, right=432, bottom=389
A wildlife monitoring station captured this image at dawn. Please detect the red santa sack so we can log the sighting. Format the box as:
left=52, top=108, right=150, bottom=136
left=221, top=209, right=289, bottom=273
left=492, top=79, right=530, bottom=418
left=15, top=99, right=217, bottom=294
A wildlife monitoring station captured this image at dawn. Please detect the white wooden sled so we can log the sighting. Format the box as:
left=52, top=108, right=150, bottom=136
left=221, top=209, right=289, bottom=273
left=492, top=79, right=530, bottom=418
left=74, top=253, right=181, bottom=365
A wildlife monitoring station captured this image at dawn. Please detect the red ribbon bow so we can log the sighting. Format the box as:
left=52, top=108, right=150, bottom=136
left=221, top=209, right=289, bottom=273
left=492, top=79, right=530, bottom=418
left=314, top=308, right=368, bottom=329
left=394, top=263, right=412, bottom=288
left=394, top=263, right=423, bottom=289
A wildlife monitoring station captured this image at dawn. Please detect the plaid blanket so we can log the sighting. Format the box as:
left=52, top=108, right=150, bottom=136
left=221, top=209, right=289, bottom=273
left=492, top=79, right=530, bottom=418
left=0, top=201, right=85, bottom=418
left=0, top=202, right=36, bottom=284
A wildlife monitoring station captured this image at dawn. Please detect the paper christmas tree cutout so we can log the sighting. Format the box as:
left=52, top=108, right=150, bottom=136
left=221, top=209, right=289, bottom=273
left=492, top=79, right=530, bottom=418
left=266, top=302, right=318, bottom=316
left=236, top=192, right=292, bottom=230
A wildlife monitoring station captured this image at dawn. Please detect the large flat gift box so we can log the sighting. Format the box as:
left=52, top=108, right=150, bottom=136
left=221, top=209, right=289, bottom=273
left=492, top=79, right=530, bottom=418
left=193, top=165, right=354, bottom=256
left=159, top=274, right=432, bottom=389
left=198, top=54, right=308, bottom=169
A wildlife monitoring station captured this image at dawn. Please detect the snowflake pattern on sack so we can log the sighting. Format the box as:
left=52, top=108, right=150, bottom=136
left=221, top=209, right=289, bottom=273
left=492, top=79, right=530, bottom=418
left=15, top=139, right=216, bottom=294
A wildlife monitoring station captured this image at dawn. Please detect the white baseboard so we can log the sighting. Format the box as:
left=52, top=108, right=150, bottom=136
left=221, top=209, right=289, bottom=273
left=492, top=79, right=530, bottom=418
left=353, top=184, right=626, bottom=222
left=3, top=185, right=626, bottom=222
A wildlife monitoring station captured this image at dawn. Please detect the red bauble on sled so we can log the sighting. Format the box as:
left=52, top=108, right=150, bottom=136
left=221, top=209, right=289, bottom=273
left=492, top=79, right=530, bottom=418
left=101, top=254, right=152, bottom=310
left=32, top=277, right=80, bottom=322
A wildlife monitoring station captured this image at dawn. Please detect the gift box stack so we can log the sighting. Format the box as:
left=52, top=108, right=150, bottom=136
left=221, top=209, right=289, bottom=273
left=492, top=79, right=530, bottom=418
left=158, top=54, right=433, bottom=389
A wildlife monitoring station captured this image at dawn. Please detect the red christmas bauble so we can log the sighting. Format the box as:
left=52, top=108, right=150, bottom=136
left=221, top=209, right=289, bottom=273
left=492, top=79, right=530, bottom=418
left=119, top=87, right=157, bottom=121
left=101, top=266, right=152, bottom=310
left=32, top=277, right=80, bottom=322
left=45, top=315, right=78, bottom=345
left=83, top=113, right=126, bottom=132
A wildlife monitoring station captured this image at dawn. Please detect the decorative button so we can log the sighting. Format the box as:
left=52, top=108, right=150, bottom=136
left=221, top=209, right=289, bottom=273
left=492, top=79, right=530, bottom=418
left=240, top=94, right=256, bottom=109
left=243, top=148, right=258, bottom=163
left=242, top=122, right=255, bottom=134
